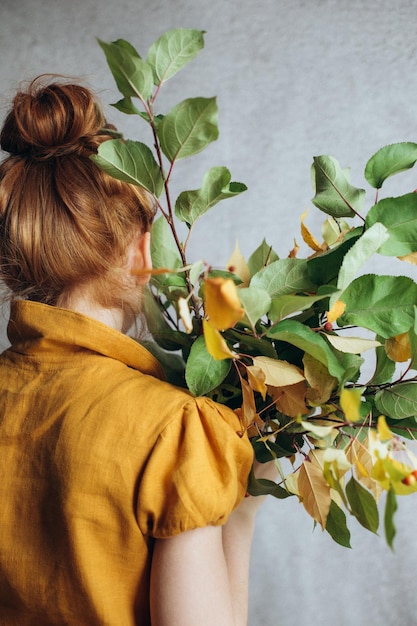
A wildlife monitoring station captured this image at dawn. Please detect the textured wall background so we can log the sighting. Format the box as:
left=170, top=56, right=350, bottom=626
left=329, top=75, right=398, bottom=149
left=1, top=1, right=417, bottom=624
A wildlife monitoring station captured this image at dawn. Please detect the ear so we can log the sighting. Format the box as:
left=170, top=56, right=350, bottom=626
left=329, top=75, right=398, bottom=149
left=131, top=231, right=152, bottom=285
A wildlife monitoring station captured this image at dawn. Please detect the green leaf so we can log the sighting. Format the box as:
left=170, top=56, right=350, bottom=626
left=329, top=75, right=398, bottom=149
left=247, top=239, right=279, bottom=277
left=143, top=288, right=191, bottom=351
left=146, top=28, right=205, bottom=85
left=91, top=139, right=164, bottom=197
left=266, top=319, right=345, bottom=381
left=250, top=259, right=317, bottom=298
left=384, top=488, right=397, bottom=550
left=368, top=338, right=396, bottom=385
left=185, top=335, right=231, bottom=395
left=268, top=293, right=330, bottom=323
left=307, top=232, right=360, bottom=286
left=98, top=38, right=154, bottom=100
left=375, top=382, right=417, bottom=419
left=247, top=467, right=292, bottom=499
left=175, top=166, right=247, bottom=225
left=111, top=97, right=141, bottom=115
left=157, top=97, right=218, bottom=162
left=311, top=155, right=366, bottom=218
left=150, top=216, right=184, bottom=289
left=339, top=274, right=417, bottom=338
left=365, top=194, right=417, bottom=256
left=226, top=329, right=278, bottom=359
left=336, top=223, right=388, bottom=293
left=325, top=500, right=352, bottom=548
left=365, top=142, right=417, bottom=189
left=346, top=476, right=379, bottom=533
left=239, top=287, right=271, bottom=326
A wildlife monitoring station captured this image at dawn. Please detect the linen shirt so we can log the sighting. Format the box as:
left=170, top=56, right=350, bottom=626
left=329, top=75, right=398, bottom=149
left=0, top=300, right=252, bottom=625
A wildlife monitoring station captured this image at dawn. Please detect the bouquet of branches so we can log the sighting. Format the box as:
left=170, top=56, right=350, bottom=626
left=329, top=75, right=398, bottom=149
left=93, top=28, right=417, bottom=548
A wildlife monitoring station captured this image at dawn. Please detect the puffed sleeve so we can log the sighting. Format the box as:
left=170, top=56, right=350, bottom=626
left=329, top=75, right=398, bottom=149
left=136, top=396, right=253, bottom=538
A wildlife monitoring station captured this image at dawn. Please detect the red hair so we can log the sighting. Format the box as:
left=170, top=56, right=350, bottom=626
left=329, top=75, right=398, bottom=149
left=0, top=76, right=155, bottom=307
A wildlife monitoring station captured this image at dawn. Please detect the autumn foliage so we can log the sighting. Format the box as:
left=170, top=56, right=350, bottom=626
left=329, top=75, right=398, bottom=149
left=95, top=29, right=417, bottom=548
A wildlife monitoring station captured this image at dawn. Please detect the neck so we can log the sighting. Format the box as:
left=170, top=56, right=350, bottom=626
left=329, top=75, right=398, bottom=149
left=57, top=291, right=127, bottom=333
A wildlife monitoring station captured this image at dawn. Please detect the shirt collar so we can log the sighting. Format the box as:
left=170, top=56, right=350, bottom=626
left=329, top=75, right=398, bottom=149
left=7, top=300, right=166, bottom=380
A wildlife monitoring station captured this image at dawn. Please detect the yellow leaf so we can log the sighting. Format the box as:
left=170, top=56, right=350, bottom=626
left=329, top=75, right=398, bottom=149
left=326, top=300, right=346, bottom=323
left=246, top=365, right=267, bottom=400
left=346, top=437, right=383, bottom=500
left=204, top=277, right=245, bottom=330
left=385, top=332, right=412, bottom=362
left=177, top=297, right=193, bottom=334
left=303, top=353, right=337, bottom=404
left=269, top=380, right=309, bottom=417
left=226, top=240, right=250, bottom=286
left=325, top=334, right=381, bottom=354
left=340, top=387, right=362, bottom=422
left=252, top=356, right=305, bottom=386
left=284, top=471, right=300, bottom=496
left=377, top=415, right=393, bottom=442
left=202, top=319, right=236, bottom=360
left=300, top=209, right=323, bottom=252
left=298, top=457, right=331, bottom=529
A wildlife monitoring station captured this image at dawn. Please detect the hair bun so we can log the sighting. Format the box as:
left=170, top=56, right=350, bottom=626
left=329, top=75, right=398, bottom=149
left=0, top=77, right=105, bottom=160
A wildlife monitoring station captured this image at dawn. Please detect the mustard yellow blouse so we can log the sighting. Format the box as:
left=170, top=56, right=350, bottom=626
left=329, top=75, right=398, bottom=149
left=0, top=301, right=252, bottom=625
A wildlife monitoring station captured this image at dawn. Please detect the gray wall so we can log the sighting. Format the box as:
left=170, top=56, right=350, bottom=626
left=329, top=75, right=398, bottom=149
left=1, top=1, right=417, bottom=624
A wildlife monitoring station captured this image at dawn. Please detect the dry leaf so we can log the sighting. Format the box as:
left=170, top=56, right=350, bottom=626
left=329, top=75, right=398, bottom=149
left=298, top=456, right=331, bottom=529
left=288, top=238, right=300, bottom=258
left=398, top=251, right=417, bottom=265
left=340, top=387, right=362, bottom=422
left=385, top=332, right=411, bottom=362
left=204, top=277, right=245, bottom=330
left=326, top=300, right=346, bottom=324
left=303, top=353, right=337, bottom=404
left=253, top=356, right=305, bottom=387
left=202, top=319, right=236, bottom=360
left=226, top=240, right=250, bottom=286
left=269, top=380, right=309, bottom=417
left=247, top=365, right=267, bottom=400
left=177, top=297, right=193, bottom=334
left=300, top=209, right=324, bottom=252
left=325, top=334, right=381, bottom=354
left=346, top=437, right=382, bottom=500
left=240, top=377, right=263, bottom=429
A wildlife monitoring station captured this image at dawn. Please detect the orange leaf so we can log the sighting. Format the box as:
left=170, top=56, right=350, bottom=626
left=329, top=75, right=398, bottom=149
left=240, top=378, right=263, bottom=429
left=288, top=239, right=300, bottom=258
left=204, top=277, right=245, bottom=330
left=298, top=456, right=331, bottom=529
left=246, top=365, right=267, bottom=400
left=268, top=380, right=309, bottom=417
left=202, top=319, right=236, bottom=360
left=385, top=332, right=411, bottom=362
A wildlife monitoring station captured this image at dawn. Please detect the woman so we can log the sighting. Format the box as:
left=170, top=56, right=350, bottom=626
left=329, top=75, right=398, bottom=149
left=0, top=77, right=270, bottom=625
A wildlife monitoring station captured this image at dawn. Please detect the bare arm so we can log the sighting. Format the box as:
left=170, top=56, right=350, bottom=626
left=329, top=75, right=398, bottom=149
left=150, top=525, right=238, bottom=626
left=150, top=461, right=276, bottom=626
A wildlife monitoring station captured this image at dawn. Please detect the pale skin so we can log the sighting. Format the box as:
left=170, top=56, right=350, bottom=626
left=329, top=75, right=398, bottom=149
left=66, top=230, right=276, bottom=626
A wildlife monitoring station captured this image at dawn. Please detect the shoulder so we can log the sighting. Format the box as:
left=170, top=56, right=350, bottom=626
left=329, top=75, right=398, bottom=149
left=137, top=394, right=253, bottom=538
